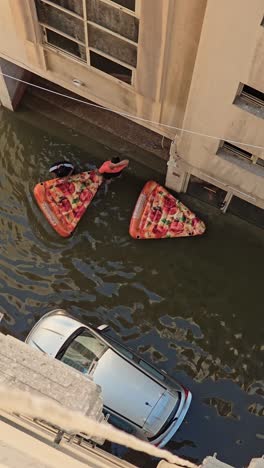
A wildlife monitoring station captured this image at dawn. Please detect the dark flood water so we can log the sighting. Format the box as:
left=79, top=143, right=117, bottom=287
left=0, top=107, right=263, bottom=467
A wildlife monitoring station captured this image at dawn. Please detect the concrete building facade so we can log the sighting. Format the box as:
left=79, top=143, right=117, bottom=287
left=0, top=0, right=263, bottom=226
left=166, top=0, right=264, bottom=226
left=0, top=0, right=206, bottom=134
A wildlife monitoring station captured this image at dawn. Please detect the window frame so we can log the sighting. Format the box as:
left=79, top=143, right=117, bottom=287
left=234, top=82, right=264, bottom=119
left=218, top=141, right=254, bottom=162
left=256, top=157, right=264, bottom=167
left=218, top=141, right=264, bottom=169
left=34, top=0, right=139, bottom=86
left=240, top=84, right=264, bottom=107
left=108, top=0, right=136, bottom=14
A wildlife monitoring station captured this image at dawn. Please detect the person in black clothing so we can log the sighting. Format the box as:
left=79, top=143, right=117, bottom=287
left=99, top=156, right=129, bottom=180
left=49, top=161, right=75, bottom=178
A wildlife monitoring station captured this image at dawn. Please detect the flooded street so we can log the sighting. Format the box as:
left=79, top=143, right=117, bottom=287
left=0, top=107, right=263, bottom=467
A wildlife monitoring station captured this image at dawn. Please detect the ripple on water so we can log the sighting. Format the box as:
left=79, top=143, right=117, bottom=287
left=0, top=110, right=263, bottom=467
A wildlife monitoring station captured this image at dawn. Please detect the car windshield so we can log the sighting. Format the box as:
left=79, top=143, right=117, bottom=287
left=60, top=329, right=107, bottom=374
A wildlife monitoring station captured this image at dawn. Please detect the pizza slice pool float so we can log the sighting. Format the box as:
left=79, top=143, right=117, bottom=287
left=34, top=171, right=103, bottom=237
left=129, top=181, right=206, bottom=239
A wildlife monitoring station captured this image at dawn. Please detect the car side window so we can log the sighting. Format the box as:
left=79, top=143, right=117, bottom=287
left=61, top=330, right=107, bottom=374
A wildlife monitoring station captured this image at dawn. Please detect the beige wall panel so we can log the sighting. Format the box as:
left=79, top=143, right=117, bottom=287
left=159, top=0, right=207, bottom=129
left=134, top=0, right=169, bottom=101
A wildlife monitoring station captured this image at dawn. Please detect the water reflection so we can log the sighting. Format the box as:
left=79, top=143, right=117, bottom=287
left=0, top=108, right=263, bottom=467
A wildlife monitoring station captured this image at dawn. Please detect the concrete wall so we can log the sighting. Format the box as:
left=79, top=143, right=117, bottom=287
left=0, top=333, right=103, bottom=422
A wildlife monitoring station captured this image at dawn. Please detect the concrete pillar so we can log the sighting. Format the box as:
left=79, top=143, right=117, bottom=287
left=0, top=58, right=30, bottom=110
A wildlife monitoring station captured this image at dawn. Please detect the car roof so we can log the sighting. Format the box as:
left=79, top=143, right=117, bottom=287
left=93, top=348, right=166, bottom=428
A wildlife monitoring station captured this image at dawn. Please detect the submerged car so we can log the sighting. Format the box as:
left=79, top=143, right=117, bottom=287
left=26, top=309, right=192, bottom=448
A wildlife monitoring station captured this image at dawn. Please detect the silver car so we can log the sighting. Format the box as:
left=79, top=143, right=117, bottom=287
left=26, top=309, right=192, bottom=448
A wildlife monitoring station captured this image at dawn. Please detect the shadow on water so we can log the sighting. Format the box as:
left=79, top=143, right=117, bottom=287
left=0, top=107, right=263, bottom=467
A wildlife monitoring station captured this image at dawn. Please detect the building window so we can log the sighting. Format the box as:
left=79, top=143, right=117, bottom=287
left=47, top=0, right=84, bottom=15
left=34, top=0, right=138, bottom=85
left=44, top=28, right=86, bottom=60
left=234, top=83, right=264, bottom=119
left=187, top=175, right=227, bottom=208
left=90, top=51, right=132, bottom=83
left=228, top=196, right=264, bottom=229
left=88, top=24, right=137, bottom=67
left=217, top=141, right=264, bottom=178
left=240, top=84, right=264, bottom=106
left=111, top=0, right=135, bottom=11
left=36, top=1, right=85, bottom=42
left=218, top=142, right=252, bottom=161
left=87, top=0, right=139, bottom=42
